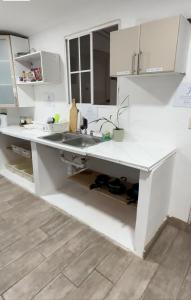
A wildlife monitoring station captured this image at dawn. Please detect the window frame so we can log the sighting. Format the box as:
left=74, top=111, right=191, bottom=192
left=65, top=19, right=121, bottom=105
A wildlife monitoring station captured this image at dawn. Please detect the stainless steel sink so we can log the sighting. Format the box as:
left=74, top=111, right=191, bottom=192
left=41, top=132, right=80, bottom=142
left=62, top=135, right=102, bottom=148
left=40, top=132, right=103, bottom=148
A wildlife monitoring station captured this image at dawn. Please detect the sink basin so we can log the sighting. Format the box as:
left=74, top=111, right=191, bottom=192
left=41, top=132, right=80, bottom=142
left=62, top=135, right=102, bottom=148
left=40, top=132, right=103, bottom=148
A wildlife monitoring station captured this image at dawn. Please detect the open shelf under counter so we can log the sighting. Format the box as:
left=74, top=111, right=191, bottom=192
left=69, top=169, right=136, bottom=206
left=0, top=134, right=35, bottom=193
left=0, top=166, right=35, bottom=193
left=42, top=174, right=137, bottom=252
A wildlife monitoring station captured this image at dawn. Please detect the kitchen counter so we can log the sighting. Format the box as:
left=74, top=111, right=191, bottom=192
left=0, top=125, right=176, bottom=257
left=0, top=126, right=176, bottom=172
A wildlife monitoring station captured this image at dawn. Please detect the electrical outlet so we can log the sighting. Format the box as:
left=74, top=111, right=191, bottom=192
left=44, top=92, right=55, bottom=106
left=188, top=118, right=191, bottom=129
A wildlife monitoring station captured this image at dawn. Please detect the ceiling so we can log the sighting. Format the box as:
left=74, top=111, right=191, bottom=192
left=0, top=0, right=191, bottom=37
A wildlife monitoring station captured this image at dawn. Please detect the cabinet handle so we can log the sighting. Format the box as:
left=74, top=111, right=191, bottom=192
left=138, top=51, right=143, bottom=73
left=132, top=53, right=137, bottom=74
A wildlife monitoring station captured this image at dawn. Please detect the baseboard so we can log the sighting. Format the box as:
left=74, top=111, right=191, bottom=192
left=167, top=216, right=191, bottom=233
left=143, top=219, right=168, bottom=259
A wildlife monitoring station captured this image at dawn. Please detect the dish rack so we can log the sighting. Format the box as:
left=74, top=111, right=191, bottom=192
left=43, top=122, right=69, bottom=133
left=7, top=143, right=33, bottom=182
left=6, top=160, right=34, bottom=182
left=24, top=121, right=69, bottom=133
left=9, top=144, right=31, bottom=159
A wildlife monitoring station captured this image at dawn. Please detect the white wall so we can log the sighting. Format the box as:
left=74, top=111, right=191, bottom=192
left=29, top=5, right=191, bottom=223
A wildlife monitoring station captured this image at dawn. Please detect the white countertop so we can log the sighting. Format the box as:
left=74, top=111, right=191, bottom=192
left=0, top=126, right=176, bottom=172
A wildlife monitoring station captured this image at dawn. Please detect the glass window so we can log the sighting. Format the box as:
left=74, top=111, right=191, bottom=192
left=81, top=72, right=91, bottom=103
left=69, top=38, right=79, bottom=72
left=71, top=73, right=80, bottom=102
left=67, top=24, right=118, bottom=105
left=80, top=35, right=90, bottom=70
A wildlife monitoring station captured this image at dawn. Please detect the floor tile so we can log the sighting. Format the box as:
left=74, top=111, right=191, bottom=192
left=37, top=219, right=85, bottom=257
left=147, top=224, right=179, bottom=263
left=0, top=228, right=47, bottom=269
left=96, top=246, right=133, bottom=283
left=34, top=273, right=74, bottom=300
left=177, top=279, right=191, bottom=300
left=3, top=244, right=76, bottom=300
left=65, top=227, right=100, bottom=256
left=0, top=201, right=12, bottom=213
left=64, top=271, right=113, bottom=300
left=0, top=250, right=44, bottom=295
left=105, top=257, right=158, bottom=300
left=40, top=213, right=69, bottom=236
left=186, top=264, right=191, bottom=281
left=63, top=237, right=114, bottom=286
left=0, top=228, right=22, bottom=252
left=17, top=207, right=59, bottom=235
left=143, top=231, right=191, bottom=300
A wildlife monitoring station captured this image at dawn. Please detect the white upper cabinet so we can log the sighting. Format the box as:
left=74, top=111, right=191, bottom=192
left=0, top=36, right=16, bottom=107
left=110, top=16, right=191, bottom=76
left=0, top=35, right=34, bottom=107
left=110, top=26, right=140, bottom=76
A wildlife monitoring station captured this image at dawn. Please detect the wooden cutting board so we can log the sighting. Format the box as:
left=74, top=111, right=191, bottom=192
left=69, top=99, right=78, bottom=132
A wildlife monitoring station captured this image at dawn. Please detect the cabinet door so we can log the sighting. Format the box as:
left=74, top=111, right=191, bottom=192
left=0, top=36, right=16, bottom=106
left=110, top=26, right=140, bottom=76
left=139, top=16, right=180, bottom=74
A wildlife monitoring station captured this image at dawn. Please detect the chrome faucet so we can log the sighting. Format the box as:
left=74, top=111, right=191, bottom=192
left=80, top=117, right=88, bottom=135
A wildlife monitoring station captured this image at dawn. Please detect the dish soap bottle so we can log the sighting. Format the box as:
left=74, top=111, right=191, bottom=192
left=69, top=99, right=78, bottom=132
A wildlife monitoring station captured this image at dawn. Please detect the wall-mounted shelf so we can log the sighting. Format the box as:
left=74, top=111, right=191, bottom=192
left=14, top=51, right=41, bottom=63
left=17, top=81, right=45, bottom=86
left=14, top=50, right=60, bottom=86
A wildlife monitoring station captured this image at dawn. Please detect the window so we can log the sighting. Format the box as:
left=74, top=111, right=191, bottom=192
left=66, top=23, right=118, bottom=105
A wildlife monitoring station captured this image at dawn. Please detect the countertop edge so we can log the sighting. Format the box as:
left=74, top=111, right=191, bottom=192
left=0, top=127, right=177, bottom=172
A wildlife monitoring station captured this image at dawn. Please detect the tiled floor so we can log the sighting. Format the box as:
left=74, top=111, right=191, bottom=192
left=0, top=176, right=191, bottom=300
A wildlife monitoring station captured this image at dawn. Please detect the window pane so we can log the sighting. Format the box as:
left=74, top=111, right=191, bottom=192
left=71, top=73, right=80, bottom=103
left=69, top=38, right=79, bottom=72
left=93, top=25, right=118, bottom=105
left=80, top=35, right=90, bottom=70
left=81, top=72, right=91, bottom=103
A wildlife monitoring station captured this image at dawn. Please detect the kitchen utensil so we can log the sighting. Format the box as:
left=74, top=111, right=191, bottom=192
left=107, top=177, right=126, bottom=195
left=0, top=113, right=7, bottom=128
left=127, top=183, right=139, bottom=204
left=54, top=113, right=60, bottom=123
left=69, top=99, right=78, bottom=132
left=90, top=174, right=110, bottom=190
